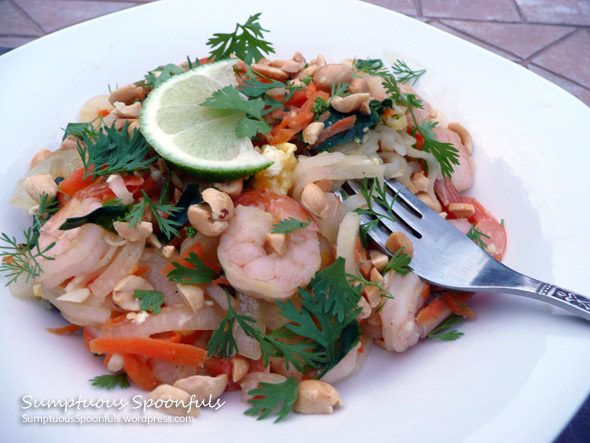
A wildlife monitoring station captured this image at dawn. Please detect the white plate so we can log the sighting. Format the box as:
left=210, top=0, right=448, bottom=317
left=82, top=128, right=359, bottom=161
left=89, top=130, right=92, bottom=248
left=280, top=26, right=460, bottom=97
left=1, top=0, right=589, bottom=441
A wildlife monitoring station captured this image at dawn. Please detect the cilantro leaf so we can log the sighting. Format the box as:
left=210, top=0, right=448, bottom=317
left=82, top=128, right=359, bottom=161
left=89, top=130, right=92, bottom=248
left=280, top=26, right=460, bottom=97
left=383, top=246, right=413, bottom=275
left=133, top=290, right=164, bottom=314
left=77, top=121, right=156, bottom=179
left=33, top=193, right=59, bottom=232
left=271, top=217, right=311, bottom=234
left=144, top=63, right=184, bottom=89
left=416, top=119, right=461, bottom=178
left=201, top=85, right=271, bottom=138
left=381, top=73, right=460, bottom=177
left=245, top=377, right=298, bottom=422
left=207, top=13, right=275, bottom=63
left=353, top=58, right=389, bottom=77
left=62, top=121, right=99, bottom=141
left=207, top=292, right=325, bottom=372
left=90, top=373, right=130, bottom=390
left=312, top=97, right=328, bottom=117
left=166, top=252, right=216, bottom=284
left=427, top=314, right=464, bottom=341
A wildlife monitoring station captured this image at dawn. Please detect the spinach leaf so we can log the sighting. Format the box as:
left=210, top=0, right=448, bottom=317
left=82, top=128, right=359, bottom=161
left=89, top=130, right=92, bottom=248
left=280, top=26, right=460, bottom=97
left=312, top=99, right=392, bottom=152
left=59, top=205, right=131, bottom=232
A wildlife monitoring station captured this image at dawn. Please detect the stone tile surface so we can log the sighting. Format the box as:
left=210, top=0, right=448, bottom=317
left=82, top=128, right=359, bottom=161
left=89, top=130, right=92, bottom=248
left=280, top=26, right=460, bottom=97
left=441, top=20, right=574, bottom=59
left=515, top=0, right=590, bottom=26
left=531, top=29, right=590, bottom=87
left=361, top=0, right=417, bottom=16
left=421, top=0, right=521, bottom=21
left=529, top=63, right=590, bottom=105
left=429, top=20, right=520, bottom=61
left=13, top=0, right=139, bottom=33
left=0, top=1, right=40, bottom=36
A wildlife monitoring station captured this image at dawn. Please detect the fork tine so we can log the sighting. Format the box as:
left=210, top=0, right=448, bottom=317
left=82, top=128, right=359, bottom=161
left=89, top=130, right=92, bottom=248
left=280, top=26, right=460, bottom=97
left=346, top=179, right=422, bottom=237
left=384, top=180, right=423, bottom=217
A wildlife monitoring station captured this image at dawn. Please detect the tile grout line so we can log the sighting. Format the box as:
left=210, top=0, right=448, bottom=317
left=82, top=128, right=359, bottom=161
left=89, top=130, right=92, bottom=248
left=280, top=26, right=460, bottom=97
left=510, top=0, right=527, bottom=23
left=529, top=60, right=590, bottom=93
left=7, top=0, right=46, bottom=36
left=414, top=0, right=423, bottom=17
left=421, top=15, right=590, bottom=29
left=522, top=28, right=578, bottom=64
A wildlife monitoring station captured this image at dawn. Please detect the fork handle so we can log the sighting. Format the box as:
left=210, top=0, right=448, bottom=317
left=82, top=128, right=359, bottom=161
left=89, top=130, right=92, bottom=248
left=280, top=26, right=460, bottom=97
left=500, top=272, right=590, bottom=321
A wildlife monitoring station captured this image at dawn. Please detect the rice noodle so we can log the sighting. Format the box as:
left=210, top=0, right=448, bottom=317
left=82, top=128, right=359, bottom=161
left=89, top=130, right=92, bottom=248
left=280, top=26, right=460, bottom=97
left=97, top=305, right=225, bottom=337
left=336, top=212, right=361, bottom=274
left=292, top=152, right=385, bottom=200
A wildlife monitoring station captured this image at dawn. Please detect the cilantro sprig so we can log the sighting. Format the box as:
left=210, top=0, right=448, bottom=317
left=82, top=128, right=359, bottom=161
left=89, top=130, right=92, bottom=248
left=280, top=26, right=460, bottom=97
left=271, top=217, right=311, bottom=234
left=207, top=291, right=325, bottom=372
left=77, top=121, right=156, bottom=179
left=207, top=13, right=275, bottom=63
left=201, top=85, right=272, bottom=138
left=383, top=246, right=413, bottom=275
left=125, top=190, right=183, bottom=240
left=245, top=377, right=298, bottom=422
left=90, top=373, right=130, bottom=390
left=381, top=73, right=460, bottom=177
left=427, top=314, right=464, bottom=341
left=133, top=290, right=164, bottom=314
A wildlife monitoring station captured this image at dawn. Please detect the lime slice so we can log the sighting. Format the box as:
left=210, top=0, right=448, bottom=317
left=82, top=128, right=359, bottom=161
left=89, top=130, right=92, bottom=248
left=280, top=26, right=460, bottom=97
left=140, top=59, right=272, bottom=181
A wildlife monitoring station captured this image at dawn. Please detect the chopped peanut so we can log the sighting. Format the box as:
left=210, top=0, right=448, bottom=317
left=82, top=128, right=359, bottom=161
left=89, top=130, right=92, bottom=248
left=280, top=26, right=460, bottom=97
left=385, top=232, right=414, bottom=257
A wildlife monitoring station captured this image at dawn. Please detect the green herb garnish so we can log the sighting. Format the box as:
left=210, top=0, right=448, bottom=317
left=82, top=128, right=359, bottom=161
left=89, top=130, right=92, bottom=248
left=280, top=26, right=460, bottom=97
left=133, top=290, right=165, bottom=314
left=245, top=377, right=298, bottom=422
left=271, top=217, right=311, bottom=234
left=90, top=373, right=130, bottom=390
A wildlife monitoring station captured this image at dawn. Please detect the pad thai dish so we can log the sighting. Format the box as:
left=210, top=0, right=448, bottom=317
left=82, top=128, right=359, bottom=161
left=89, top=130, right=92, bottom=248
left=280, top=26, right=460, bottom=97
left=2, top=14, right=506, bottom=421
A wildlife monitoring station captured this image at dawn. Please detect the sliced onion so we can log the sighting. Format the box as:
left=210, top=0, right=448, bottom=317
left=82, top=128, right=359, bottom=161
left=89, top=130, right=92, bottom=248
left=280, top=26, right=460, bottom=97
left=10, top=149, right=83, bottom=209
left=204, top=284, right=231, bottom=311
left=139, top=250, right=184, bottom=306
left=313, top=193, right=347, bottom=244
left=233, top=293, right=266, bottom=360
left=98, top=305, right=225, bottom=337
left=89, top=240, right=145, bottom=301
left=321, top=338, right=372, bottom=385
left=42, top=285, right=111, bottom=326
left=8, top=273, right=36, bottom=298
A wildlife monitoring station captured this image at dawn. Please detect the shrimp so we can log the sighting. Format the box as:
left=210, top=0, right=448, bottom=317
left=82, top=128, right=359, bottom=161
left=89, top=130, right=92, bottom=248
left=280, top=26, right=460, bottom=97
left=434, top=125, right=474, bottom=192
left=36, top=197, right=118, bottom=288
left=217, top=189, right=321, bottom=301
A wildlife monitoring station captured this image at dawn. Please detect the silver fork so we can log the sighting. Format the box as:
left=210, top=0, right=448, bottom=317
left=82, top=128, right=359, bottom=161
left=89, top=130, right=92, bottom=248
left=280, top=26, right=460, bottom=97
left=345, top=179, right=590, bottom=322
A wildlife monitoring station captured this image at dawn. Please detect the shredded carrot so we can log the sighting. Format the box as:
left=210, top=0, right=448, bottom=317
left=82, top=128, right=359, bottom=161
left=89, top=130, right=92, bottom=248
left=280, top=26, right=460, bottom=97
left=314, top=115, right=357, bottom=146
left=97, top=109, right=110, bottom=118
left=58, top=167, right=97, bottom=197
left=122, top=354, right=160, bottom=391
left=47, top=324, right=81, bottom=335
left=83, top=327, right=95, bottom=352
left=132, top=264, right=150, bottom=276
left=415, top=298, right=449, bottom=326
left=150, top=331, right=182, bottom=343
left=89, top=336, right=207, bottom=366
left=441, top=291, right=476, bottom=319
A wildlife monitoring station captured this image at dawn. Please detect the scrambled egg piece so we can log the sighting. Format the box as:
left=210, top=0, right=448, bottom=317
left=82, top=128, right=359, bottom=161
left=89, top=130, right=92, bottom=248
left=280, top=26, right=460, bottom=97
left=384, top=104, right=408, bottom=131
left=252, top=143, right=298, bottom=194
